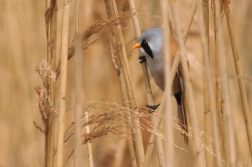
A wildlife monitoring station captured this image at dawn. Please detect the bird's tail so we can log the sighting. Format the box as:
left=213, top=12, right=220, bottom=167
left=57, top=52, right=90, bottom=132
left=175, top=92, right=189, bottom=145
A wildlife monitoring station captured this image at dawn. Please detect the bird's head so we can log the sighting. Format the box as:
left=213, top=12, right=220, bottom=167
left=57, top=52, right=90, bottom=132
left=133, top=28, right=163, bottom=59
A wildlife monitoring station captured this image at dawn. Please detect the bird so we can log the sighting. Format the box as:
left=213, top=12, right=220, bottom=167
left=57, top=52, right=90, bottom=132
left=133, top=27, right=188, bottom=144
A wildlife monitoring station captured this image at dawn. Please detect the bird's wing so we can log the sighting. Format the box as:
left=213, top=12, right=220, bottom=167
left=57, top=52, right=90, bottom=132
left=176, top=67, right=189, bottom=145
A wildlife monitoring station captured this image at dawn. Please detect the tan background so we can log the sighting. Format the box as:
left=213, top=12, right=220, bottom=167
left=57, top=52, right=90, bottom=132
left=1, top=0, right=252, bottom=166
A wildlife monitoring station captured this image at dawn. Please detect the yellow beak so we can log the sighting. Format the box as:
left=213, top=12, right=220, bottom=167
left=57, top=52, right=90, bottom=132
left=133, top=43, right=141, bottom=49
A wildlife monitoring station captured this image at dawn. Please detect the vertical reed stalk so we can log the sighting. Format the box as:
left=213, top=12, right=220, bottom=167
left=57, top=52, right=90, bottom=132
left=171, top=0, right=207, bottom=166
left=74, top=0, right=82, bottom=165
left=161, top=1, right=173, bottom=167
left=182, top=0, right=198, bottom=42
left=128, top=0, right=165, bottom=166
left=104, top=0, right=145, bottom=166
left=214, top=0, right=236, bottom=166
left=85, top=112, right=94, bottom=167
left=197, top=1, right=222, bottom=166
left=224, top=3, right=252, bottom=156
left=45, top=1, right=57, bottom=166
left=201, top=0, right=213, bottom=166
left=144, top=0, right=198, bottom=165
left=56, top=0, right=70, bottom=166
left=213, top=0, right=227, bottom=164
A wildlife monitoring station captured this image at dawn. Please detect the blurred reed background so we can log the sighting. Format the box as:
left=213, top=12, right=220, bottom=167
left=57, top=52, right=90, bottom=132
left=0, top=0, right=252, bottom=166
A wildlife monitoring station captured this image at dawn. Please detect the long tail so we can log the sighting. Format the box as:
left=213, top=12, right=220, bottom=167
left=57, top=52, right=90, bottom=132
left=174, top=93, right=188, bottom=145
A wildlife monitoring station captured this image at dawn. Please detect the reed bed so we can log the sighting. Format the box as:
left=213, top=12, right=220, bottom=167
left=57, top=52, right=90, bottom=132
left=1, top=0, right=252, bottom=167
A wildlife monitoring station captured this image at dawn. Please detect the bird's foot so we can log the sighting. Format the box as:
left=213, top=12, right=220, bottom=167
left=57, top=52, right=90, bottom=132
left=138, top=55, right=146, bottom=63
left=146, top=104, right=160, bottom=113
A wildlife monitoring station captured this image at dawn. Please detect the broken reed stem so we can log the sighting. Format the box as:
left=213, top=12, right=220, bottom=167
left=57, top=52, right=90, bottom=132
left=110, top=33, right=137, bottom=167
left=213, top=0, right=227, bottom=164
left=214, top=0, right=236, bottom=166
left=56, top=0, right=70, bottom=166
left=197, top=0, right=222, bottom=166
left=171, top=1, right=206, bottom=167
left=224, top=4, right=252, bottom=156
left=45, top=1, right=57, bottom=167
left=161, top=0, right=173, bottom=167
left=128, top=0, right=165, bottom=166
left=74, top=0, right=82, bottom=165
left=104, top=0, right=145, bottom=166
left=201, top=0, right=213, bottom=167
left=144, top=0, right=198, bottom=164
left=85, top=112, right=94, bottom=167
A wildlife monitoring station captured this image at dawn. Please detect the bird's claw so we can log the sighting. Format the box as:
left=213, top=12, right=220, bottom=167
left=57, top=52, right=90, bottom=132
left=138, top=55, right=146, bottom=63
left=146, top=104, right=160, bottom=113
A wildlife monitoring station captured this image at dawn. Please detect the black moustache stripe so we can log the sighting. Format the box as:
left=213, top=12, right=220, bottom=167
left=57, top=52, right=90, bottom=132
left=141, top=41, right=153, bottom=59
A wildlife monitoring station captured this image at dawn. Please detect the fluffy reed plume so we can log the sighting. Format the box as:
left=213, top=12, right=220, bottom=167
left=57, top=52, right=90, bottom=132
left=68, top=12, right=135, bottom=59
left=33, top=92, right=217, bottom=158
left=34, top=60, right=57, bottom=123
left=59, top=101, right=217, bottom=156
left=55, top=11, right=137, bottom=78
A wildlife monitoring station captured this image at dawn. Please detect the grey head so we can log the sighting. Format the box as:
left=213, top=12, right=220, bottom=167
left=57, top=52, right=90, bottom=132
left=138, top=28, right=163, bottom=59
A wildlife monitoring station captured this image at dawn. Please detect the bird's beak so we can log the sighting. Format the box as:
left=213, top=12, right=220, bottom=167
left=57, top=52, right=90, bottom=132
left=133, top=43, right=141, bottom=49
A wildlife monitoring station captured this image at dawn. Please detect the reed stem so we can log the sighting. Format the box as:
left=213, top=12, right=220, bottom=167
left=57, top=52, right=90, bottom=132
left=224, top=3, right=252, bottom=157
left=74, top=0, right=82, bottom=165
left=104, top=0, right=145, bottom=166
left=56, top=0, right=70, bottom=166
left=171, top=1, right=206, bottom=166
left=213, top=0, right=236, bottom=166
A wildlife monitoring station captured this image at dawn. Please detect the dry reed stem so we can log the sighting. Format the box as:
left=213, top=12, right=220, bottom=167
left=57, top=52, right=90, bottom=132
left=144, top=0, right=198, bottom=165
left=171, top=1, right=206, bottom=167
left=201, top=0, right=213, bottom=166
left=84, top=112, right=94, bottom=167
left=197, top=1, right=222, bottom=166
left=56, top=0, right=70, bottom=166
left=55, top=11, right=136, bottom=78
left=104, top=0, right=145, bottom=166
left=213, top=0, right=227, bottom=164
left=224, top=3, right=252, bottom=156
left=34, top=60, right=56, bottom=167
left=182, top=0, right=198, bottom=42
left=214, top=0, right=236, bottom=166
left=128, top=0, right=165, bottom=166
left=74, top=0, right=82, bottom=165
left=161, top=0, right=173, bottom=167
left=110, top=33, right=137, bottom=167
left=44, top=1, right=57, bottom=166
